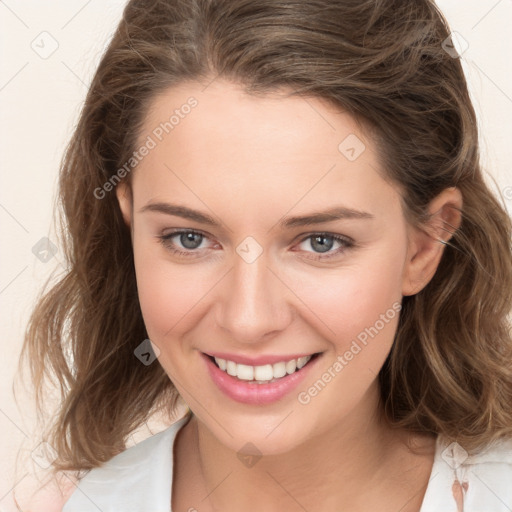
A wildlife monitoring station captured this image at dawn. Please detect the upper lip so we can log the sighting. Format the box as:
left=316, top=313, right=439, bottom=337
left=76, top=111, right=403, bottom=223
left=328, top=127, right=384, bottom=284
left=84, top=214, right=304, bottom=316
left=203, top=351, right=320, bottom=366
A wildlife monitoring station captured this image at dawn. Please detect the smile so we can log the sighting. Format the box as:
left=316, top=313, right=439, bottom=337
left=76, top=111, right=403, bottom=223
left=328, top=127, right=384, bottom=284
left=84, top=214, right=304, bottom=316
left=212, top=355, right=315, bottom=383
left=202, top=351, right=322, bottom=405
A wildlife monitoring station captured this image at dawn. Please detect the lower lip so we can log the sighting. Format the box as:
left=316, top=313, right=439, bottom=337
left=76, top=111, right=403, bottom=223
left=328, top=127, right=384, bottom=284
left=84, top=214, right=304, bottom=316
left=202, top=352, right=322, bottom=405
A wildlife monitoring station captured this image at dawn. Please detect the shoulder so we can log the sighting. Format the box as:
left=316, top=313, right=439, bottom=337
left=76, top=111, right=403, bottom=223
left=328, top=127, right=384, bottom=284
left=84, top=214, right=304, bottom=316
left=420, top=434, right=512, bottom=512
left=62, top=412, right=192, bottom=512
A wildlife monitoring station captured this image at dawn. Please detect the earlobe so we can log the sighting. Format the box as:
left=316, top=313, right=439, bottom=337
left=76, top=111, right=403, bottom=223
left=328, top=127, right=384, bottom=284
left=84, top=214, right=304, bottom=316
left=115, top=182, right=133, bottom=228
left=402, top=187, right=463, bottom=296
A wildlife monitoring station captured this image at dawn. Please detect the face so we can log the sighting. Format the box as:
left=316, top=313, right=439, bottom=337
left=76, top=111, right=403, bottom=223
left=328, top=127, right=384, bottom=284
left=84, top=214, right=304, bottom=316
left=116, top=78, right=443, bottom=455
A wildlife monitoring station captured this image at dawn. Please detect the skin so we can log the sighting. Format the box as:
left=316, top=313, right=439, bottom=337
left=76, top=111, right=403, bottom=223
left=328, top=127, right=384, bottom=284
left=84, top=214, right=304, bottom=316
left=115, top=78, right=462, bottom=512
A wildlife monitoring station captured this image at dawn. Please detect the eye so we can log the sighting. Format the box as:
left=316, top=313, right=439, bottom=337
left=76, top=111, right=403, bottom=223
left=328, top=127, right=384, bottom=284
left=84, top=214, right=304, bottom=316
left=157, top=229, right=355, bottom=261
left=295, top=233, right=354, bottom=260
left=157, top=229, right=213, bottom=258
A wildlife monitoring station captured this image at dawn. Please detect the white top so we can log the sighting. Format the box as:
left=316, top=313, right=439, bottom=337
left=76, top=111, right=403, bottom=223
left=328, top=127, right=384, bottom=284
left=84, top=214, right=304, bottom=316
left=63, top=412, right=512, bottom=511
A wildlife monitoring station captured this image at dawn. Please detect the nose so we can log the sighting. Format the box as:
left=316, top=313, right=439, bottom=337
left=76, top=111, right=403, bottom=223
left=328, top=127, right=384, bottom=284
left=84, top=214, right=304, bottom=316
left=214, top=248, right=294, bottom=345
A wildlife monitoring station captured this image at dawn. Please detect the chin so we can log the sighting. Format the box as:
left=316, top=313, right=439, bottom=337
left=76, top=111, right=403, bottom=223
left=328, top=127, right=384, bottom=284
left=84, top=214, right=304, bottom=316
left=197, top=409, right=316, bottom=457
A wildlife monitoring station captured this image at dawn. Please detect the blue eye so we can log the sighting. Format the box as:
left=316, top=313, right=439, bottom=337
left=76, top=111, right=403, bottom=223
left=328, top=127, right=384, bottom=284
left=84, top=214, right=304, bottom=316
left=296, top=233, right=354, bottom=260
left=158, top=229, right=208, bottom=257
left=157, top=230, right=354, bottom=260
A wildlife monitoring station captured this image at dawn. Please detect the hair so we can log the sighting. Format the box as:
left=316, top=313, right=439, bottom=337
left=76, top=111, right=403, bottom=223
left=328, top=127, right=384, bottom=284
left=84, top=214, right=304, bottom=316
left=19, top=0, right=512, bottom=473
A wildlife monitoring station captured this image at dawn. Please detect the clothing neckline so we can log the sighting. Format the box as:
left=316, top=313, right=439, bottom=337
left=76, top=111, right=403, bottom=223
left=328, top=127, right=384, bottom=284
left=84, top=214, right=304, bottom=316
left=63, top=410, right=512, bottom=512
left=172, top=411, right=440, bottom=512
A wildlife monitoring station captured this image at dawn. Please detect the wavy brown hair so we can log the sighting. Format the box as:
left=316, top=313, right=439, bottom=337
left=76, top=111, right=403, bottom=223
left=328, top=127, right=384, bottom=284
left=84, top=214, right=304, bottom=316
left=19, top=0, right=512, bottom=472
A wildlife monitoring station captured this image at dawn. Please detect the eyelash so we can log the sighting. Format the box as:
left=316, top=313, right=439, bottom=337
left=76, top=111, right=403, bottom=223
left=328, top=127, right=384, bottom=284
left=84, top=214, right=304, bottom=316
left=157, top=229, right=355, bottom=261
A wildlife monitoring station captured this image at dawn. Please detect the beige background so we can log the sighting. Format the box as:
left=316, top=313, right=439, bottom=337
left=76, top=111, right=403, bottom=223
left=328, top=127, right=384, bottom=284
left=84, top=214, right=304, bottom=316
left=1, top=1, right=512, bottom=509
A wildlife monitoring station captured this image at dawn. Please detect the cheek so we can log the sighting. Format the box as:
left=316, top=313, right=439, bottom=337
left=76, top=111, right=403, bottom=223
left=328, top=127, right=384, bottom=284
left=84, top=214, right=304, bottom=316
left=294, top=251, right=404, bottom=334
left=293, top=253, right=404, bottom=414
left=132, top=240, right=212, bottom=343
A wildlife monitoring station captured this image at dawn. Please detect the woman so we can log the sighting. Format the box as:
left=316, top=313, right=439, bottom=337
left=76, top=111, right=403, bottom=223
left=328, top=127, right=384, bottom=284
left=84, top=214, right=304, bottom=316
left=20, top=0, right=512, bottom=510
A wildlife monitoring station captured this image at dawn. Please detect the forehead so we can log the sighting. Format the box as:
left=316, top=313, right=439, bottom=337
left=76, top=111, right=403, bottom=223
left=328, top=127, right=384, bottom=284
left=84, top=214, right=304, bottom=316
left=139, top=78, right=365, bottom=162
left=131, top=79, right=400, bottom=223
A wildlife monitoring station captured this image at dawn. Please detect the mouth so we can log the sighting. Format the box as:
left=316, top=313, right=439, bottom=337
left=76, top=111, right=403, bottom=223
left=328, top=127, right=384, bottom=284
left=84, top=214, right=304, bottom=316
left=201, top=351, right=324, bottom=405
left=205, top=352, right=322, bottom=384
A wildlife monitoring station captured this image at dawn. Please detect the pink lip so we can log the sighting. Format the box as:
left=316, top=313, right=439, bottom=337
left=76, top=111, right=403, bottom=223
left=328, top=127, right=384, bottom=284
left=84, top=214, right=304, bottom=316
left=201, top=352, right=322, bottom=405
left=203, top=351, right=318, bottom=366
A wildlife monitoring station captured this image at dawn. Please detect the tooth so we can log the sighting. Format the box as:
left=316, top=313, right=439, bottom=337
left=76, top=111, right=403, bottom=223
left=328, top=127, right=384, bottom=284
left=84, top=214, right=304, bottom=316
left=285, top=359, right=297, bottom=374
left=272, top=361, right=287, bottom=378
left=254, top=364, right=273, bottom=381
left=215, top=357, right=227, bottom=371
left=226, top=360, right=237, bottom=376
left=297, top=355, right=311, bottom=369
left=216, top=355, right=313, bottom=381
left=236, top=363, right=254, bottom=381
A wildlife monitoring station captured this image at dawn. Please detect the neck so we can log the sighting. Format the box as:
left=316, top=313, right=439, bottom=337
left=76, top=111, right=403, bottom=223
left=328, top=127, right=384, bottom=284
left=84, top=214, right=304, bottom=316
left=177, top=382, right=435, bottom=512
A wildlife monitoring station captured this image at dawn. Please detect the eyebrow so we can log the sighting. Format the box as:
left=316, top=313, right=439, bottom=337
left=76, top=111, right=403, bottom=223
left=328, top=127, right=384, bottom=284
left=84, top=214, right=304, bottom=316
left=139, top=202, right=374, bottom=228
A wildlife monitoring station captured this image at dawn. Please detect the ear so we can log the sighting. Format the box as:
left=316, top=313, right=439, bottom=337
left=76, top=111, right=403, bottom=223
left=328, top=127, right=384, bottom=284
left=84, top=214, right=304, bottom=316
left=402, top=186, right=462, bottom=296
left=116, top=182, right=133, bottom=228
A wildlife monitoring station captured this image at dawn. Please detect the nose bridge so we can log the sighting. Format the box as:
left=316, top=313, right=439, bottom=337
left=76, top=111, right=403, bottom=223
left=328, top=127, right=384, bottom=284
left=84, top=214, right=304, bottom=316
left=215, top=243, right=292, bottom=343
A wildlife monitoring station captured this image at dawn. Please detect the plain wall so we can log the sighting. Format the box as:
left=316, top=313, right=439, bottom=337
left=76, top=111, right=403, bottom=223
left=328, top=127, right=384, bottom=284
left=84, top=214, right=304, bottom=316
left=1, top=1, right=511, bottom=509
